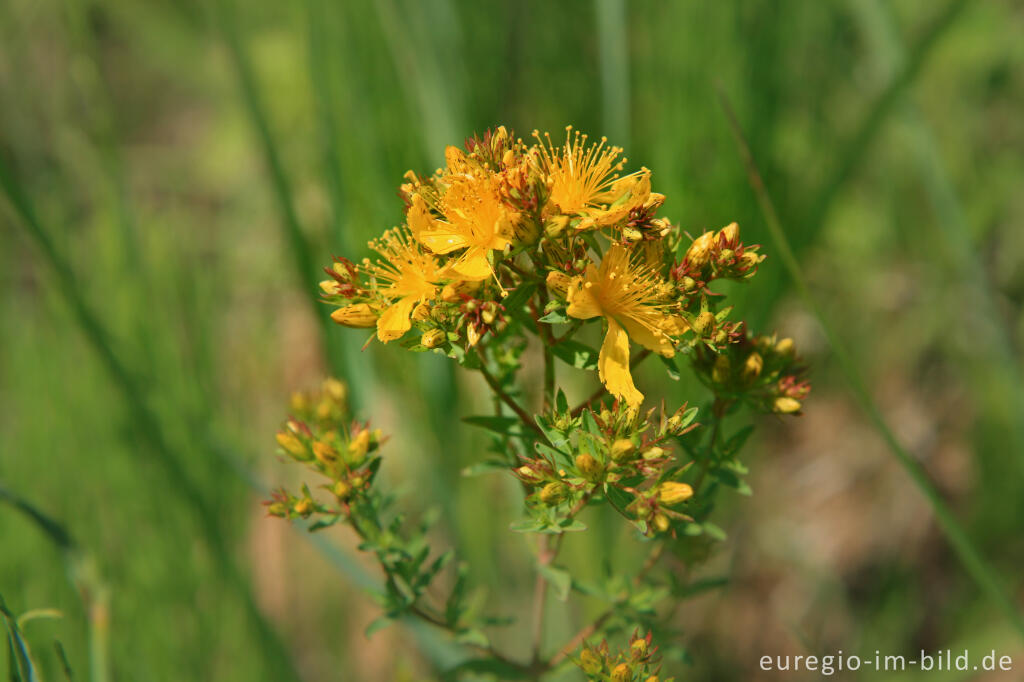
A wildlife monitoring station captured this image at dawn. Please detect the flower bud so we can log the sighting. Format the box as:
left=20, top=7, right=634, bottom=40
left=579, top=648, right=603, bottom=675
left=652, top=513, right=671, bottom=533
left=331, top=303, right=378, bottom=328
left=481, top=308, right=496, bottom=325
left=289, top=391, right=308, bottom=413
left=421, top=328, right=446, bottom=348
left=646, top=677, right=660, bottom=682
left=775, top=337, right=795, bottom=356
left=693, top=311, right=715, bottom=337
left=276, top=431, right=309, bottom=460
left=333, top=480, right=351, bottom=501
left=466, top=325, right=482, bottom=347
left=684, top=231, right=716, bottom=268
left=293, top=498, right=314, bottom=517
left=740, top=250, right=763, bottom=270
left=712, top=354, right=730, bottom=384
left=681, top=275, right=698, bottom=293
left=312, top=441, right=338, bottom=465
left=322, top=377, right=347, bottom=404
left=743, top=352, right=763, bottom=381
left=545, top=270, right=573, bottom=299
left=267, top=502, right=288, bottom=517
left=319, top=279, right=342, bottom=295
left=411, top=303, right=432, bottom=321
left=544, top=214, right=570, bottom=237
left=641, top=446, right=665, bottom=461
left=575, top=452, right=603, bottom=480
left=773, top=396, right=802, bottom=414
left=630, top=638, right=648, bottom=659
left=539, top=482, right=568, bottom=505
left=658, top=481, right=694, bottom=506
left=610, top=438, right=636, bottom=462
left=348, top=429, right=371, bottom=462
left=718, top=248, right=735, bottom=264
left=611, top=662, right=632, bottom=682
left=717, top=221, right=739, bottom=243
left=622, top=227, right=643, bottom=242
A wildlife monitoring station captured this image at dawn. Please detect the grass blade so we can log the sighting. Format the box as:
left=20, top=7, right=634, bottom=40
left=716, top=85, right=1024, bottom=643
left=0, top=156, right=303, bottom=681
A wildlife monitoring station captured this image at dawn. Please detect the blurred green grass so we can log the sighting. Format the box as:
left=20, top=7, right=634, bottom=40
left=2, top=0, right=1023, bottom=680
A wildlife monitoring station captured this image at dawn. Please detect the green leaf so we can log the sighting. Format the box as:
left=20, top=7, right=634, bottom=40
left=307, top=516, right=342, bottom=532
left=462, top=415, right=521, bottom=436
left=557, top=518, right=587, bottom=533
left=454, top=628, right=490, bottom=648
left=712, top=468, right=752, bottom=496
left=722, top=425, right=755, bottom=457
left=501, top=281, right=537, bottom=314
left=677, top=575, right=730, bottom=599
left=364, top=616, right=393, bottom=638
left=552, top=340, right=599, bottom=370
left=538, top=309, right=568, bottom=324
left=555, top=388, right=569, bottom=414
left=539, top=565, right=572, bottom=601
left=509, top=518, right=546, bottom=533
left=660, top=355, right=681, bottom=380
left=702, top=522, right=727, bottom=541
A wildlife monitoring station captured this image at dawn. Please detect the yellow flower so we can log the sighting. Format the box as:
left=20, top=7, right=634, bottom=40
left=567, top=245, right=685, bottom=407
left=365, top=228, right=442, bottom=342
left=532, top=127, right=646, bottom=228
left=408, top=162, right=520, bottom=281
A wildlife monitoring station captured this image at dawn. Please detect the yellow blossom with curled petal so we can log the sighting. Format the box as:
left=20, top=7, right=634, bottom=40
left=408, top=150, right=521, bottom=281
left=365, top=228, right=443, bottom=342
left=567, top=245, right=687, bottom=407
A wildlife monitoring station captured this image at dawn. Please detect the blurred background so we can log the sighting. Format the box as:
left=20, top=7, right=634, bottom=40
left=2, top=0, right=1023, bottom=679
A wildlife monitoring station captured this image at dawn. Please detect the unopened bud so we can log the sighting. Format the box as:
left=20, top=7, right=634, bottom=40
left=610, top=439, right=636, bottom=462
left=684, top=231, right=716, bottom=268
left=775, top=337, right=795, bottom=356
left=276, top=432, right=309, bottom=460
left=481, top=308, right=496, bottom=325
left=333, top=480, right=352, bottom=500
left=693, top=311, right=715, bottom=337
left=348, top=430, right=371, bottom=462
left=421, top=328, right=446, bottom=348
left=312, top=441, right=338, bottom=464
left=740, top=250, right=763, bottom=270
left=331, top=303, right=378, bottom=328
left=622, top=227, right=643, bottom=242
left=323, top=377, right=347, bottom=404
left=743, top=352, right=763, bottom=381
left=773, top=396, right=802, bottom=414
left=267, top=502, right=288, bottom=517
left=501, top=148, right=515, bottom=167
left=544, top=214, right=570, bottom=237
left=712, top=353, right=730, bottom=384
left=319, top=279, right=342, bottom=295
left=717, top=221, right=739, bottom=243
left=575, top=452, right=603, bottom=480
left=611, top=662, right=632, bottom=682
left=411, top=302, right=432, bottom=321
left=539, top=482, right=567, bottom=505
left=681, top=276, right=698, bottom=292
left=658, top=481, right=694, bottom=505
left=579, top=648, right=603, bottom=675
left=630, top=638, right=648, bottom=658
left=545, top=270, right=573, bottom=299
left=289, top=391, right=308, bottom=413
left=641, top=446, right=665, bottom=460
left=467, top=325, right=482, bottom=347
left=652, top=513, right=671, bottom=533
left=718, top=248, right=735, bottom=264
left=293, top=498, right=314, bottom=517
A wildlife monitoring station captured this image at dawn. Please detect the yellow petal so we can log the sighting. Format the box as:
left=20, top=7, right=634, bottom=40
left=598, top=319, right=643, bottom=407
left=566, top=265, right=602, bottom=320
left=447, top=248, right=493, bottom=280
left=377, top=296, right=417, bottom=342
left=620, top=315, right=674, bottom=357
left=418, top=229, right=470, bottom=255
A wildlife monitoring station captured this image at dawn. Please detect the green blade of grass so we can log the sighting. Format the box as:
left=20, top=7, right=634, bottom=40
left=0, top=484, right=109, bottom=682
left=716, top=85, right=1024, bottom=643
left=0, top=156, right=304, bottom=682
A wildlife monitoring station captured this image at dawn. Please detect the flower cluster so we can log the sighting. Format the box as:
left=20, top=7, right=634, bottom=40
left=270, top=126, right=811, bottom=680
left=321, top=126, right=766, bottom=409
left=265, top=378, right=384, bottom=521
left=513, top=396, right=700, bottom=536
left=577, top=631, right=671, bottom=682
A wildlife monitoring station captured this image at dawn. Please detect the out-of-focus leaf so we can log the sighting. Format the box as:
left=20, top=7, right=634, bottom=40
left=462, top=415, right=521, bottom=436
left=539, top=564, right=572, bottom=601
left=553, top=340, right=599, bottom=370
